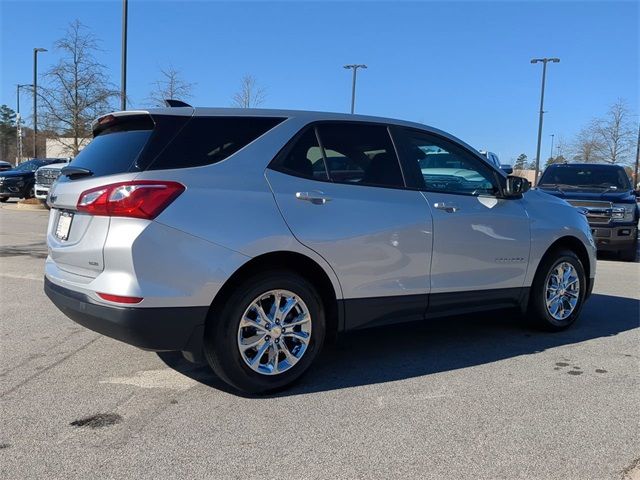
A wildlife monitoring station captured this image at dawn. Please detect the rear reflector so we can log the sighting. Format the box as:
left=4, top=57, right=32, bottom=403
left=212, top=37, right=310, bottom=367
left=97, top=292, right=143, bottom=304
left=77, top=180, right=184, bottom=219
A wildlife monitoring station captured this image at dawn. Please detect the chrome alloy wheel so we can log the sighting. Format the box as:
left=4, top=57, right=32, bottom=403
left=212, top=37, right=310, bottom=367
left=237, top=289, right=312, bottom=375
left=545, top=261, right=580, bottom=321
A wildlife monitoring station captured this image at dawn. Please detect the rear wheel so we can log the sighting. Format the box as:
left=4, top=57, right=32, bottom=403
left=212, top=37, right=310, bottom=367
left=204, top=270, right=326, bottom=394
left=0, top=197, right=8, bottom=203
left=527, top=249, right=586, bottom=331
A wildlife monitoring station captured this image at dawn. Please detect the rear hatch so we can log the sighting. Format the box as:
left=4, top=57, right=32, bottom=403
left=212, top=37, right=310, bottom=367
left=47, top=111, right=186, bottom=278
left=47, top=109, right=285, bottom=278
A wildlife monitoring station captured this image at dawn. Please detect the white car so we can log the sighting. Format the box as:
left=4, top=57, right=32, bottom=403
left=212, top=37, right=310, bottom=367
left=34, top=159, right=71, bottom=202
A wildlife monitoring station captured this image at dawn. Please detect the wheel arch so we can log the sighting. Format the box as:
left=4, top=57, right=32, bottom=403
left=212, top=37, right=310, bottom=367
left=541, top=235, right=591, bottom=281
left=208, top=250, right=342, bottom=340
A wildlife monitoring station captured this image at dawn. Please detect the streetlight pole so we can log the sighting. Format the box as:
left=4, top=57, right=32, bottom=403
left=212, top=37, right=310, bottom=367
left=343, top=64, right=367, bottom=114
left=33, top=47, right=47, bottom=158
left=634, top=122, right=639, bottom=188
left=549, top=134, right=555, bottom=161
left=120, top=0, right=128, bottom=110
left=16, top=84, right=32, bottom=165
left=531, top=57, right=559, bottom=185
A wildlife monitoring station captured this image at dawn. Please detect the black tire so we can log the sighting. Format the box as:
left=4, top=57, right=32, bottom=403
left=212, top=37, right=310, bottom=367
left=0, top=197, right=8, bottom=203
left=619, top=240, right=638, bottom=262
left=527, top=249, right=587, bottom=331
left=203, top=270, right=326, bottom=394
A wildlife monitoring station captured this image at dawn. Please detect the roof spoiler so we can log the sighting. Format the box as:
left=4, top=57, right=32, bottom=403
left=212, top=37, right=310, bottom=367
left=92, top=112, right=155, bottom=136
left=164, top=99, right=192, bottom=108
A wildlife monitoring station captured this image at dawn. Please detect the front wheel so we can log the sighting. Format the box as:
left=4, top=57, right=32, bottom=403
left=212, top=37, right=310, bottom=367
left=203, top=270, right=326, bottom=394
left=527, top=250, right=587, bottom=331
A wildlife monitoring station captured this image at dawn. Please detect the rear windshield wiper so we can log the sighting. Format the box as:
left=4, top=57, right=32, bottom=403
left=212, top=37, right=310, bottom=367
left=61, top=166, right=93, bottom=179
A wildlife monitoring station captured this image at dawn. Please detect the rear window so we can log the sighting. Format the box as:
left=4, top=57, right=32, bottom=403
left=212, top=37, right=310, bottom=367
left=62, top=130, right=152, bottom=179
left=60, top=115, right=284, bottom=181
left=147, top=116, right=285, bottom=171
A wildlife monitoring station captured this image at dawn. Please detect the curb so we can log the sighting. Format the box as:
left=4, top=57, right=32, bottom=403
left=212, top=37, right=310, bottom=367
left=1, top=202, right=48, bottom=212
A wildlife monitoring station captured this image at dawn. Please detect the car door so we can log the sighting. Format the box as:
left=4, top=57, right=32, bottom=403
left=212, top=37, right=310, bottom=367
left=266, top=122, right=433, bottom=330
left=393, top=127, right=531, bottom=314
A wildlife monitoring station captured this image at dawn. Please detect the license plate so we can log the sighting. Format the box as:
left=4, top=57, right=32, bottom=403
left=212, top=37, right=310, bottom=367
left=55, top=211, right=73, bottom=241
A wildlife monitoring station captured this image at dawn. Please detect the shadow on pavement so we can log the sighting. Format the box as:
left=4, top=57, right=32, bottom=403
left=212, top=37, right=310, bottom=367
left=158, top=293, right=640, bottom=397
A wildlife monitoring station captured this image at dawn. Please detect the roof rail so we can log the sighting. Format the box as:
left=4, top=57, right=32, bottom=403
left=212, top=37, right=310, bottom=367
left=164, top=99, right=193, bottom=108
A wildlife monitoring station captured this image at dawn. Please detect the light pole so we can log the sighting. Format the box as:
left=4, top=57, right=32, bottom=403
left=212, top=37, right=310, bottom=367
left=343, top=64, right=367, bottom=114
left=121, top=0, right=128, bottom=110
left=531, top=57, right=560, bottom=184
left=16, top=84, right=32, bottom=165
left=549, top=134, right=555, bottom=161
left=33, top=47, right=47, bottom=158
left=634, top=122, right=639, bottom=188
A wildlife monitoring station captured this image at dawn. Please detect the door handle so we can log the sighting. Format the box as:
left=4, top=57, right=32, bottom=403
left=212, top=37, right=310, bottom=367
left=434, top=202, right=460, bottom=213
left=295, top=191, right=332, bottom=205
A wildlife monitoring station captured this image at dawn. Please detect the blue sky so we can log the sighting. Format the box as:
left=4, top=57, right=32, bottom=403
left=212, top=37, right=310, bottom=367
left=1, top=0, right=638, bottom=163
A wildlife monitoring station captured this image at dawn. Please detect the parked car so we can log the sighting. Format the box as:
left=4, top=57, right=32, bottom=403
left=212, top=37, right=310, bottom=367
left=0, top=158, right=66, bottom=202
left=537, top=163, right=639, bottom=261
left=44, top=107, right=596, bottom=393
left=34, top=159, right=71, bottom=204
left=478, top=150, right=513, bottom=175
left=0, top=161, right=13, bottom=172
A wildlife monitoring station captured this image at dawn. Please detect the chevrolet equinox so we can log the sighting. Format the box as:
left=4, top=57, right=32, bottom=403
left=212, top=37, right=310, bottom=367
left=44, top=106, right=597, bottom=393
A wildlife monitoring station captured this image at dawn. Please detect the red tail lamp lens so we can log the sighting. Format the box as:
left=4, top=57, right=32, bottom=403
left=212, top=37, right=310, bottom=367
left=77, top=181, right=184, bottom=219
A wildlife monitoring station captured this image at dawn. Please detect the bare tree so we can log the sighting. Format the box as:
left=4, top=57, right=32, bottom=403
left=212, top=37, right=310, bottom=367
left=39, top=20, right=117, bottom=157
left=147, top=66, right=195, bottom=107
left=572, top=122, right=604, bottom=163
left=554, top=135, right=569, bottom=159
left=593, top=99, right=635, bottom=164
left=232, top=74, right=267, bottom=108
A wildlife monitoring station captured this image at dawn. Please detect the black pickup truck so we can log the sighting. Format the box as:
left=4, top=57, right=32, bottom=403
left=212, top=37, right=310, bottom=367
left=538, top=163, right=639, bottom=261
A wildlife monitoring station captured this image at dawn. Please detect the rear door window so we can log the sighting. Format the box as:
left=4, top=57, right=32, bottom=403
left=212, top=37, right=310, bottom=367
left=279, top=128, right=329, bottom=181
left=316, top=123, right=405, bottom=188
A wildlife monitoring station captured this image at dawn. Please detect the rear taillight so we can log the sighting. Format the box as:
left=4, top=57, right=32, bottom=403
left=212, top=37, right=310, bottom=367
left=77, top=181, right=184, bottom=219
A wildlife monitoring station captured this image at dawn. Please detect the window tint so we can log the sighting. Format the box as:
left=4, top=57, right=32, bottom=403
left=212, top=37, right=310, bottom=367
left=280, top=128, right=328, bottom=180
left=148, top=116, right=284, bottom=171
left=399, top=129, right=498, bottom=196
left=60, top=130, right=151, bottom=180
left=316, top=123, right=404, bottom=188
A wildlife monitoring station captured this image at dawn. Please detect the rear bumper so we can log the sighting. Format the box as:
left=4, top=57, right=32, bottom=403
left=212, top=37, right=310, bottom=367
left=44, top=276, right=208, bottom=352
left=590, top=224, right=637, bottom=251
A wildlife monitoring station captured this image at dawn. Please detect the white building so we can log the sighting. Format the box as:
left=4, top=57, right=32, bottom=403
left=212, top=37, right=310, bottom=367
left=46, top=137, right=91, bottom=159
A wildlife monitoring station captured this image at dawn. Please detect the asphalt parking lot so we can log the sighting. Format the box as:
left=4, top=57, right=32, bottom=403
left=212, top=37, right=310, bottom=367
left=1, top=203, right=639, bottom=480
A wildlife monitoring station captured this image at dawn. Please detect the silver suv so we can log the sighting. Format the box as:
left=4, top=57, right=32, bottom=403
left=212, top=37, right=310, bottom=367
left=44, top=107, right=596, bottom=393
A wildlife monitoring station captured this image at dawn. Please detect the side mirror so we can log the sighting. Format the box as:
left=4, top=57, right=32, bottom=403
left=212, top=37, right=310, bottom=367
left=504, top=175, right=531, bottom=198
